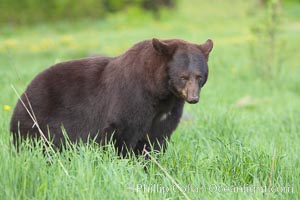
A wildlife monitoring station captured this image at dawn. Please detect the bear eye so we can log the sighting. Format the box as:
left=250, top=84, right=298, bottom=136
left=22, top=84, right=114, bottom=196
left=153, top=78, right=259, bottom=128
left=180, top=76, right=188, bottom=81
left=195, top=75, right=202, bottom=80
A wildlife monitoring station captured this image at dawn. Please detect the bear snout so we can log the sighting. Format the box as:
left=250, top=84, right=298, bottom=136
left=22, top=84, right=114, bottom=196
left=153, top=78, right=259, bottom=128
left=186, top=96, right=199, bottom=104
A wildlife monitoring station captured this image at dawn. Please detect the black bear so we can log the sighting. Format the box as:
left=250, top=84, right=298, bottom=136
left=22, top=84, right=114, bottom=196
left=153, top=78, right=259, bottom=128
left=10, top=38, right=213, bottom=156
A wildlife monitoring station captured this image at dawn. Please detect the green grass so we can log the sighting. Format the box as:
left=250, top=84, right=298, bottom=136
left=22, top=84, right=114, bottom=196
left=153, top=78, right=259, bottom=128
left=0, top=0, right=299, bottom=199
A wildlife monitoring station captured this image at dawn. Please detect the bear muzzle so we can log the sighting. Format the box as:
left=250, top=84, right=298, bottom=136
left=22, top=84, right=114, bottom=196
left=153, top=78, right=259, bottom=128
left=186, top=96, right=199, bottom=104
left=179, top=89, right=199, bottom=104
left=185, top=85, right=200, bottom=104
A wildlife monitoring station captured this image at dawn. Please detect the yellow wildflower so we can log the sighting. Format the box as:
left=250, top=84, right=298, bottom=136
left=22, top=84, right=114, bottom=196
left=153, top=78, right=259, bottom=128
left=5, top=39, right=17, bottom=46
left=30, top=44, right=39, bottom=53
left=39, top=39, right=55, bottom=50
left=3, top=39, right=18, bottom=50
left=4, top=105, right=11, bottom=111
left=60, top=35, right=74, bottom=44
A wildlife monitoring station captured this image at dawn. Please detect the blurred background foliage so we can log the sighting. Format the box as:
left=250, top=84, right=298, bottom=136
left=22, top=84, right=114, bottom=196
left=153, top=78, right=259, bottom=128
left=0, top=0, right=176, bottom=25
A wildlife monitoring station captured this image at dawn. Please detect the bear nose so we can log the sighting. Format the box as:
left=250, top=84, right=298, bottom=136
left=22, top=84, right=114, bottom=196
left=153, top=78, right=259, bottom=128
left=187, top=96, right=199, bottom=104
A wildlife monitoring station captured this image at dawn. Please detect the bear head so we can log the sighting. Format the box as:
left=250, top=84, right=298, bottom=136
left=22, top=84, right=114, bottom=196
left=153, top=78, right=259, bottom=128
left=152, top=38, right=213, bottom=104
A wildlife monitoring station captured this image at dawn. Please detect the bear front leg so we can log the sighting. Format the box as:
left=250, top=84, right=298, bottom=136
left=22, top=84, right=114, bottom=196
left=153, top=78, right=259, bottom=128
left=102, top=123, right=141, bottom=157
left=134, top=100, right=184, bottom=154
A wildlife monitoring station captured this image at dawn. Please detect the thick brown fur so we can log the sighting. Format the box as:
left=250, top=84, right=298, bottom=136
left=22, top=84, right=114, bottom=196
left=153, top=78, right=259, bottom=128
left=10, top=38, right=213, bottom=156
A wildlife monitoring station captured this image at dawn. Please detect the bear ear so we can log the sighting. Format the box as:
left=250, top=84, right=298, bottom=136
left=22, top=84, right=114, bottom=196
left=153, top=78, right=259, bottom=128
left=198, top=39, right=213, bottom=60
left=152, top=38, right=176, bottom=56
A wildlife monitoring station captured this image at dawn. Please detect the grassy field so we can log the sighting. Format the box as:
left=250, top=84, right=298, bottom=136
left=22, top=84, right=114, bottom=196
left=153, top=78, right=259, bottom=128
left=1, top=0, right=299, bottom=199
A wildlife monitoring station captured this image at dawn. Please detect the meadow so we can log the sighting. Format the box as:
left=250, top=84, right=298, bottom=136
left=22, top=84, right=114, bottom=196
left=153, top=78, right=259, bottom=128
left=0, top=0, right=299, bottom=199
